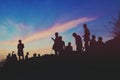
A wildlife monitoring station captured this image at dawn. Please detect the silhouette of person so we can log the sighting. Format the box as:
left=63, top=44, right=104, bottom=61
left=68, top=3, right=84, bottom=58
left=65, top=42, right=73, bottom=54
left=51, top=32, right=60, bottom=55
left=13, top=54, right=17, bottom=62
left=11, top=51, right=17, bottom=63
left=72, top=33, right=83, bottom=53
left=58, top=36, right=65, bottom=55
left=11, top=51, right=14, bottom=61
left=90, top=35, right=97, bottom=48
left=38, top=54, right=40, bottom=57
left=83, top=24, right=90, bottom=50
left=97, top=37, right=104, bottom=48
left=17, top=40, right=24, bottom=60
left=7, top=53, right=11, bottom=60
left=33, top=53, right=37, bottom=57
left=25, top=52, right=29, bottom=60
left=6, top=53, right=11, bottom=64
left=96, top=36, right=105, bottom=58
left=89, top=35, right=97, bottom=56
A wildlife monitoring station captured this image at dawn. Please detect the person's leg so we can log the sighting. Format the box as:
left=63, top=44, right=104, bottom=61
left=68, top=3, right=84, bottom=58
left=22, top=55, right=24, bottom=60
left=78, top=47, right=82, bottom=54
left=19, top=56, right=20, bottom=60
left=55, top=50, right=57, bottom=55
left=85, top=40, right=89, bottom=51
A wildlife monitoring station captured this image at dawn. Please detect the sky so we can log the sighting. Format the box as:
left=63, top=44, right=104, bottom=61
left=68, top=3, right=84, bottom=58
left=0, top=0, right=120, bottom=61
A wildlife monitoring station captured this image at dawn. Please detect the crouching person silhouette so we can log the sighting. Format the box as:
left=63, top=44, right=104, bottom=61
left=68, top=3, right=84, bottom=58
left=17, top=40, right=24, bottom=60
left=72, top=33, right=83, bottom=53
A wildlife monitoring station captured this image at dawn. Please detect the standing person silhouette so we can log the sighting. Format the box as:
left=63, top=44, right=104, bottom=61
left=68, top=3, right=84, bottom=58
left=97, top=37, right=104, bottom=48
left=96, top=36, right=104, bottom=59
left=58, top=36, right=65, bottom=55
left=83, top=24, right=90, bottom=51
left=72, top=33, right=83, bottom=53
left=90, top=35, right=97, bottom=48
left=17, top=40, right=24, bottom=60
left=51, top=32, right=59, bottom=55
left=89, top=35, right=97, bottom=55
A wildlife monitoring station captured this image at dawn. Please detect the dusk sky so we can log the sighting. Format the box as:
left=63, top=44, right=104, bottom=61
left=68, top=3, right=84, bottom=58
left=0, top=0, right=120, bottom=61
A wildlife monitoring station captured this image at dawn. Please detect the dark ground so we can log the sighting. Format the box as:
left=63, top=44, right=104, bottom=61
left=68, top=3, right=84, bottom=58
left=0, top=54, right=120, bottom=80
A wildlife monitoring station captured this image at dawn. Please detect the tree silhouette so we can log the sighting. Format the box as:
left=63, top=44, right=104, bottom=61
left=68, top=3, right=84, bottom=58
left=106, top=12, right=120, bottom=38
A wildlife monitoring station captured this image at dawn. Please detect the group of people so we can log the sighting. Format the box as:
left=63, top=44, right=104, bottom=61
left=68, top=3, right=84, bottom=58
left=52, top=24, right=105, bottom=55
left=6, top=40, right=25, bottom=63
left=6, top=23, right=105, bottom=62
left=6, top=51, right=41, bottom=64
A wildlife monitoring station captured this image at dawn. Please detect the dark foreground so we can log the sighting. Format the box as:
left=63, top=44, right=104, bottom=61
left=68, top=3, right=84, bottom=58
left=0, top=54, right=120, bottom=80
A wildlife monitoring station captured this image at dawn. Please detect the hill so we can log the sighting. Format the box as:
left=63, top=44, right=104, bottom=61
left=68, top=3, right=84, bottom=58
left=0, top=54, right=120, bottom=80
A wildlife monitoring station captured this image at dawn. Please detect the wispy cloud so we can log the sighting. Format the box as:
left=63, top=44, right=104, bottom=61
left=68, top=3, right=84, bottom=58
left=7, top=20, right=34, bottom=38
left=0, top=25, right=8, bottom=37
left=0, top=17, right=96, bottom=45
left=23, top=17, right=96, bottom=43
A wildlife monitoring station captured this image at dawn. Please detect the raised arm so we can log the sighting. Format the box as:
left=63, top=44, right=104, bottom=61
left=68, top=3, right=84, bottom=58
left=51, top=37, right=55, bottom=41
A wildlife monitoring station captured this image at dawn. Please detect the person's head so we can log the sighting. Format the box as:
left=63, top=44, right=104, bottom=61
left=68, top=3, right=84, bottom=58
left=98, top=36, right=103, bottom=41
left=33, top=53, right=37, bottom=57
left=8, top=53, right=11, bottom=56
left=68, top=42, right=71, bottom=46
left=55, top=32, right=59, bottom=37
left=92, top=35, right=96, bottom=40
left=59, top=36, right=62, bottom=40
left=12, top=51, right=15, bottom=54
left=38, top=54, right=40, bottom=57
left=83, top=24, right=87, bottom=29
left=26, top=52, right=29, bottom=55
left=18, top=40, right=22, bottom=43
left=72, top=33, right=77, bottom=37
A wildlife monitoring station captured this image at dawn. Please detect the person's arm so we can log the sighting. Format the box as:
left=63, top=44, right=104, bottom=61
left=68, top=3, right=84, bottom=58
left=51, top=37, right=55, bottom=41
left=23, top=44, right=24, bottom=48
left=17, top=45, right=18, bottom=49
left=63, top=41, right=65, bottom=49
left=71, top=46, right=73, bottom=51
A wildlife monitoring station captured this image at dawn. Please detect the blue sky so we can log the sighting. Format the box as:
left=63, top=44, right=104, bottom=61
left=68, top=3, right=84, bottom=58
left=0, top=0, right=120, bottom=60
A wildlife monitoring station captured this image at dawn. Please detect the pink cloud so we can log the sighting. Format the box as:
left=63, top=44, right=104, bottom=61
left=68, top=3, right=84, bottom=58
left=23, top=17, right=96, bottom=43
left=0, top=17, right=96, bottom=45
